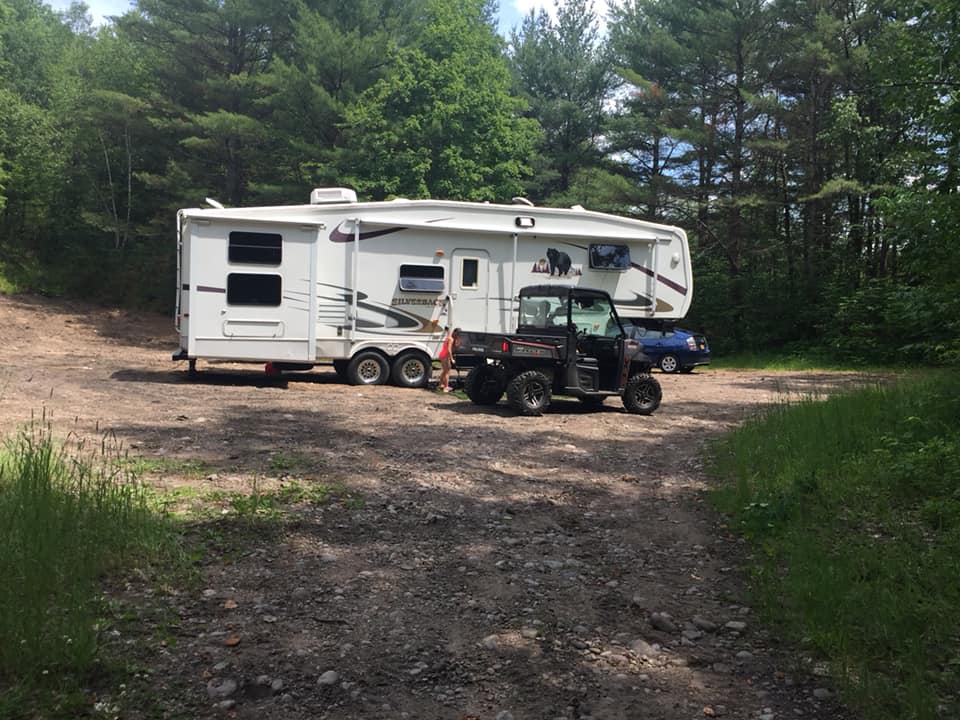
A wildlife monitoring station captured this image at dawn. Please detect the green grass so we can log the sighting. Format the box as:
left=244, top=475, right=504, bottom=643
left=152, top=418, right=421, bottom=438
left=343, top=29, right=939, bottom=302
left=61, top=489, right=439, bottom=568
left=0, top=421, right=359, bottom=718
left=0, top=422, right=181, bottom=718
left=146, top=478, right=353, bottom=520
left=711, top=372, right=960, bottom=718
left=124, top=456, right=212, bottom=478
left=216, top=478, right=348, bottom=519
left=711, top=350, right=890, bottom=371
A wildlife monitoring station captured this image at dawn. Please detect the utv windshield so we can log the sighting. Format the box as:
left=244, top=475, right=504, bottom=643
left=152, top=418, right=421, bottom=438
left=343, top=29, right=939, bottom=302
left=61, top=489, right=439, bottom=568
left=570, top=293, right=623, bottom=337
left=518, top=289, right=624, bottom=337
left=518, top=291, right=568, bottom=331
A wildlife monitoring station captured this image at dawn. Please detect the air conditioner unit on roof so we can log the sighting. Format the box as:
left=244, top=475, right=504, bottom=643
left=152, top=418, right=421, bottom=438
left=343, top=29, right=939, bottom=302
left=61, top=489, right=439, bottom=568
left=310, top=188, right=358, bottom=204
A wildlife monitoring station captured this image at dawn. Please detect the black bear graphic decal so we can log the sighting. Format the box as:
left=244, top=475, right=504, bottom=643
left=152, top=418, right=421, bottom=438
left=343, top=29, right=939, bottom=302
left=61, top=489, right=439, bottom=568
left=546, top=248, right=572, bottom=276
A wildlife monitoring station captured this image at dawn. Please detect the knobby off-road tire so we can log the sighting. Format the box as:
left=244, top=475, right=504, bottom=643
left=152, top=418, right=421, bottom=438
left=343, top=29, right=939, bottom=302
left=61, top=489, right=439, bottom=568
left=464, top=364, right=506, bottom=405
left=391, top=352, right=431, bottom=388
left=506, top=370, right=552, bottom=416
left=622, top=373, right=662, bottom=415
left=347, top=351, right=389, bottom=385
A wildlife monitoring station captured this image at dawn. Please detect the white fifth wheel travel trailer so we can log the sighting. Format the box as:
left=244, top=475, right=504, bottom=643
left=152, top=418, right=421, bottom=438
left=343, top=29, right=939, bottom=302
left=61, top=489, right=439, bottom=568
left=174, top=188, right=693, bottom=387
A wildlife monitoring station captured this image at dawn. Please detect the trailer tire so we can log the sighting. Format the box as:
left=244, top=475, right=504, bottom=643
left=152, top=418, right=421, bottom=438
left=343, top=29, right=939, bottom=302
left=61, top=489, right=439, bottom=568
left=464, top=364, right=506, bottom=405
left=347, top=351, right=389, bottom=386
left=391, top=352, right=432, bottom=388
left=622, top=373, right=661, bottom=415
left=506, top=370, right=552, bottom=416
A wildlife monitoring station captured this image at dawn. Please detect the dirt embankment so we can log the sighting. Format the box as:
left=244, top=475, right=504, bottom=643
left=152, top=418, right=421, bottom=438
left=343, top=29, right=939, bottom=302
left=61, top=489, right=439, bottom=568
left=0, top=294, right=858, bottom=719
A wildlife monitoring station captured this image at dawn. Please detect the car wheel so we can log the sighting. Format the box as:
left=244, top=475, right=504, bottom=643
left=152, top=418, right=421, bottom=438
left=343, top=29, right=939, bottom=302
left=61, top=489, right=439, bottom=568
left=622, top=373, right=662, bottom=415
left=659, top=353, right=680, bottom=373
left=464, top=364, right=506, bottom=405
left=347, top=351, right=389, bottom=385
left=391, top=352, right=431, bottom=388
left=506, top=370, right=552, bottom=416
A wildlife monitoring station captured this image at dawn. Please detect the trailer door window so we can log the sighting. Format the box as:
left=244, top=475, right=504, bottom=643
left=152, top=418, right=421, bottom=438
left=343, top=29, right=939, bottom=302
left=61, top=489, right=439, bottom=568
left=399, top=264, right=444, bottom=293
left=460, top=258, right=479, bottom=289
left=589, top=244, right=630, bottom=270
left=227, top=273, right=282, bottom=306
left=229, top=231, right=282, bottom=265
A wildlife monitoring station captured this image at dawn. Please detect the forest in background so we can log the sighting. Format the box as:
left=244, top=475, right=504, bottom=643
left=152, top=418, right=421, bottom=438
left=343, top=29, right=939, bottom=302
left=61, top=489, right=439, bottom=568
left=0, top=0, right=957, bottom=361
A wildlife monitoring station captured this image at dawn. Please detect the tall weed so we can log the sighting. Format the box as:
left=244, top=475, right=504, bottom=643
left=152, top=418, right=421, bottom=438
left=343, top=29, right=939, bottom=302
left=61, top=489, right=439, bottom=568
left=0, top=421, right=179, bottom=713
left=712, top=373, right=960, bottom=719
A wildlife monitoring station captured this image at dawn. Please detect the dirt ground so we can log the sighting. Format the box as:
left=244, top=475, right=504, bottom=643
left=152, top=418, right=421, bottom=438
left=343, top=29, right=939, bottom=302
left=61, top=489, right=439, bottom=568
left=0, top=294, right=861, bottom=720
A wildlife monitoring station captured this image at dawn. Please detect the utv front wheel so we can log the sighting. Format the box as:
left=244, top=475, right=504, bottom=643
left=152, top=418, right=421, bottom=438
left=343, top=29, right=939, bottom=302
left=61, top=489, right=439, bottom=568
left=464, top=364, right=506, bottom=405
left=506, top=370, right=552, bottom=416
left=623, top=374, right=662, bottom=415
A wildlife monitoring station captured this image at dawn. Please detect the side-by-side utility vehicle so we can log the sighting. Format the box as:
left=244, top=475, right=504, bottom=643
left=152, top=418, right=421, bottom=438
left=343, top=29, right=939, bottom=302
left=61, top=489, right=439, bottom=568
left=454, top=286, right=662, bottom=416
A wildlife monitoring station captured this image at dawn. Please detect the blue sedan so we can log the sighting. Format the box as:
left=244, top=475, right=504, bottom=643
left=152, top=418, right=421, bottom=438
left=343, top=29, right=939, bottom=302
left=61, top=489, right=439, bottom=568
left=622, top=321, right=711, bottom=373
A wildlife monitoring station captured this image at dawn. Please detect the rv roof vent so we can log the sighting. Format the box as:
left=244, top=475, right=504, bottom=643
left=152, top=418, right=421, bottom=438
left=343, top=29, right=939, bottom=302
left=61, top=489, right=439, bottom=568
left=512, top=196, right=534, bottom=207
left=310, top=187, right=358, bottom=204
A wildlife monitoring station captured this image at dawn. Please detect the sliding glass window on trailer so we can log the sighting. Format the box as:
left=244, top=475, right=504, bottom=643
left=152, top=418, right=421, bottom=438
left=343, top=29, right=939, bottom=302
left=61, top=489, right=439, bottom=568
left=229, top=231, right=282, bottom=265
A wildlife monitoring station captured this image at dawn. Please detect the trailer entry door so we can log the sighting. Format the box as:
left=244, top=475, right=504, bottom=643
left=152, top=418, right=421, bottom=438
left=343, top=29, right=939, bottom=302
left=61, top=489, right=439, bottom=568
left=450, top=249, right=489, bottom=333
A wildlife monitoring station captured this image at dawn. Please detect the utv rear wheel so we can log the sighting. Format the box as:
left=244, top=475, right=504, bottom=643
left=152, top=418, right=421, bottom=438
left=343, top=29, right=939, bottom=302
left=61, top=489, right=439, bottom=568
left=623, top=374, right=662, bottom=415
left=347, top=351, right=389, bottom=385
left=391, top=352, right=431, bottom=388
left=464, top=364, right=505, bottom=405
left=507, top=370, right=552, bottom=416
left=659, top=353, right=680, bottom=373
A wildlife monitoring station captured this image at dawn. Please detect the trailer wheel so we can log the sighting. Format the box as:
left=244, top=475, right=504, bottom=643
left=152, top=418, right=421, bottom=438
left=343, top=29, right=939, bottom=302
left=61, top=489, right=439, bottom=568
left=391, top=352, right=431, bottom=388
left=347, top=351, right=389, bottom=385
left=506, top=370, right=552, bottom=416
left=464, top=364, right=506, bottom=405
left=622, top=373, right=662, bottom=415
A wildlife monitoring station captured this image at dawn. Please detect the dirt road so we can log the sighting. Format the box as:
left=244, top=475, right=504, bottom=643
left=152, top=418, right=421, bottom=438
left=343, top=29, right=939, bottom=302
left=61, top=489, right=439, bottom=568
left=0, top=294, right=854, bottom=719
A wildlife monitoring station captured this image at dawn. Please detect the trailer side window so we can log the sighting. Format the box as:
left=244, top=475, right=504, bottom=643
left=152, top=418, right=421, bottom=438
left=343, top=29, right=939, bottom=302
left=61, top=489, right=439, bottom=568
left=399, top=264, right=444, bottom=293
left=227, top=273, right=281, bottom=306
left=460, top=258, right=479, bottom=289
left=589, top=244, right=630, bottom=270
left=229, top=231, right=282, bottom=265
